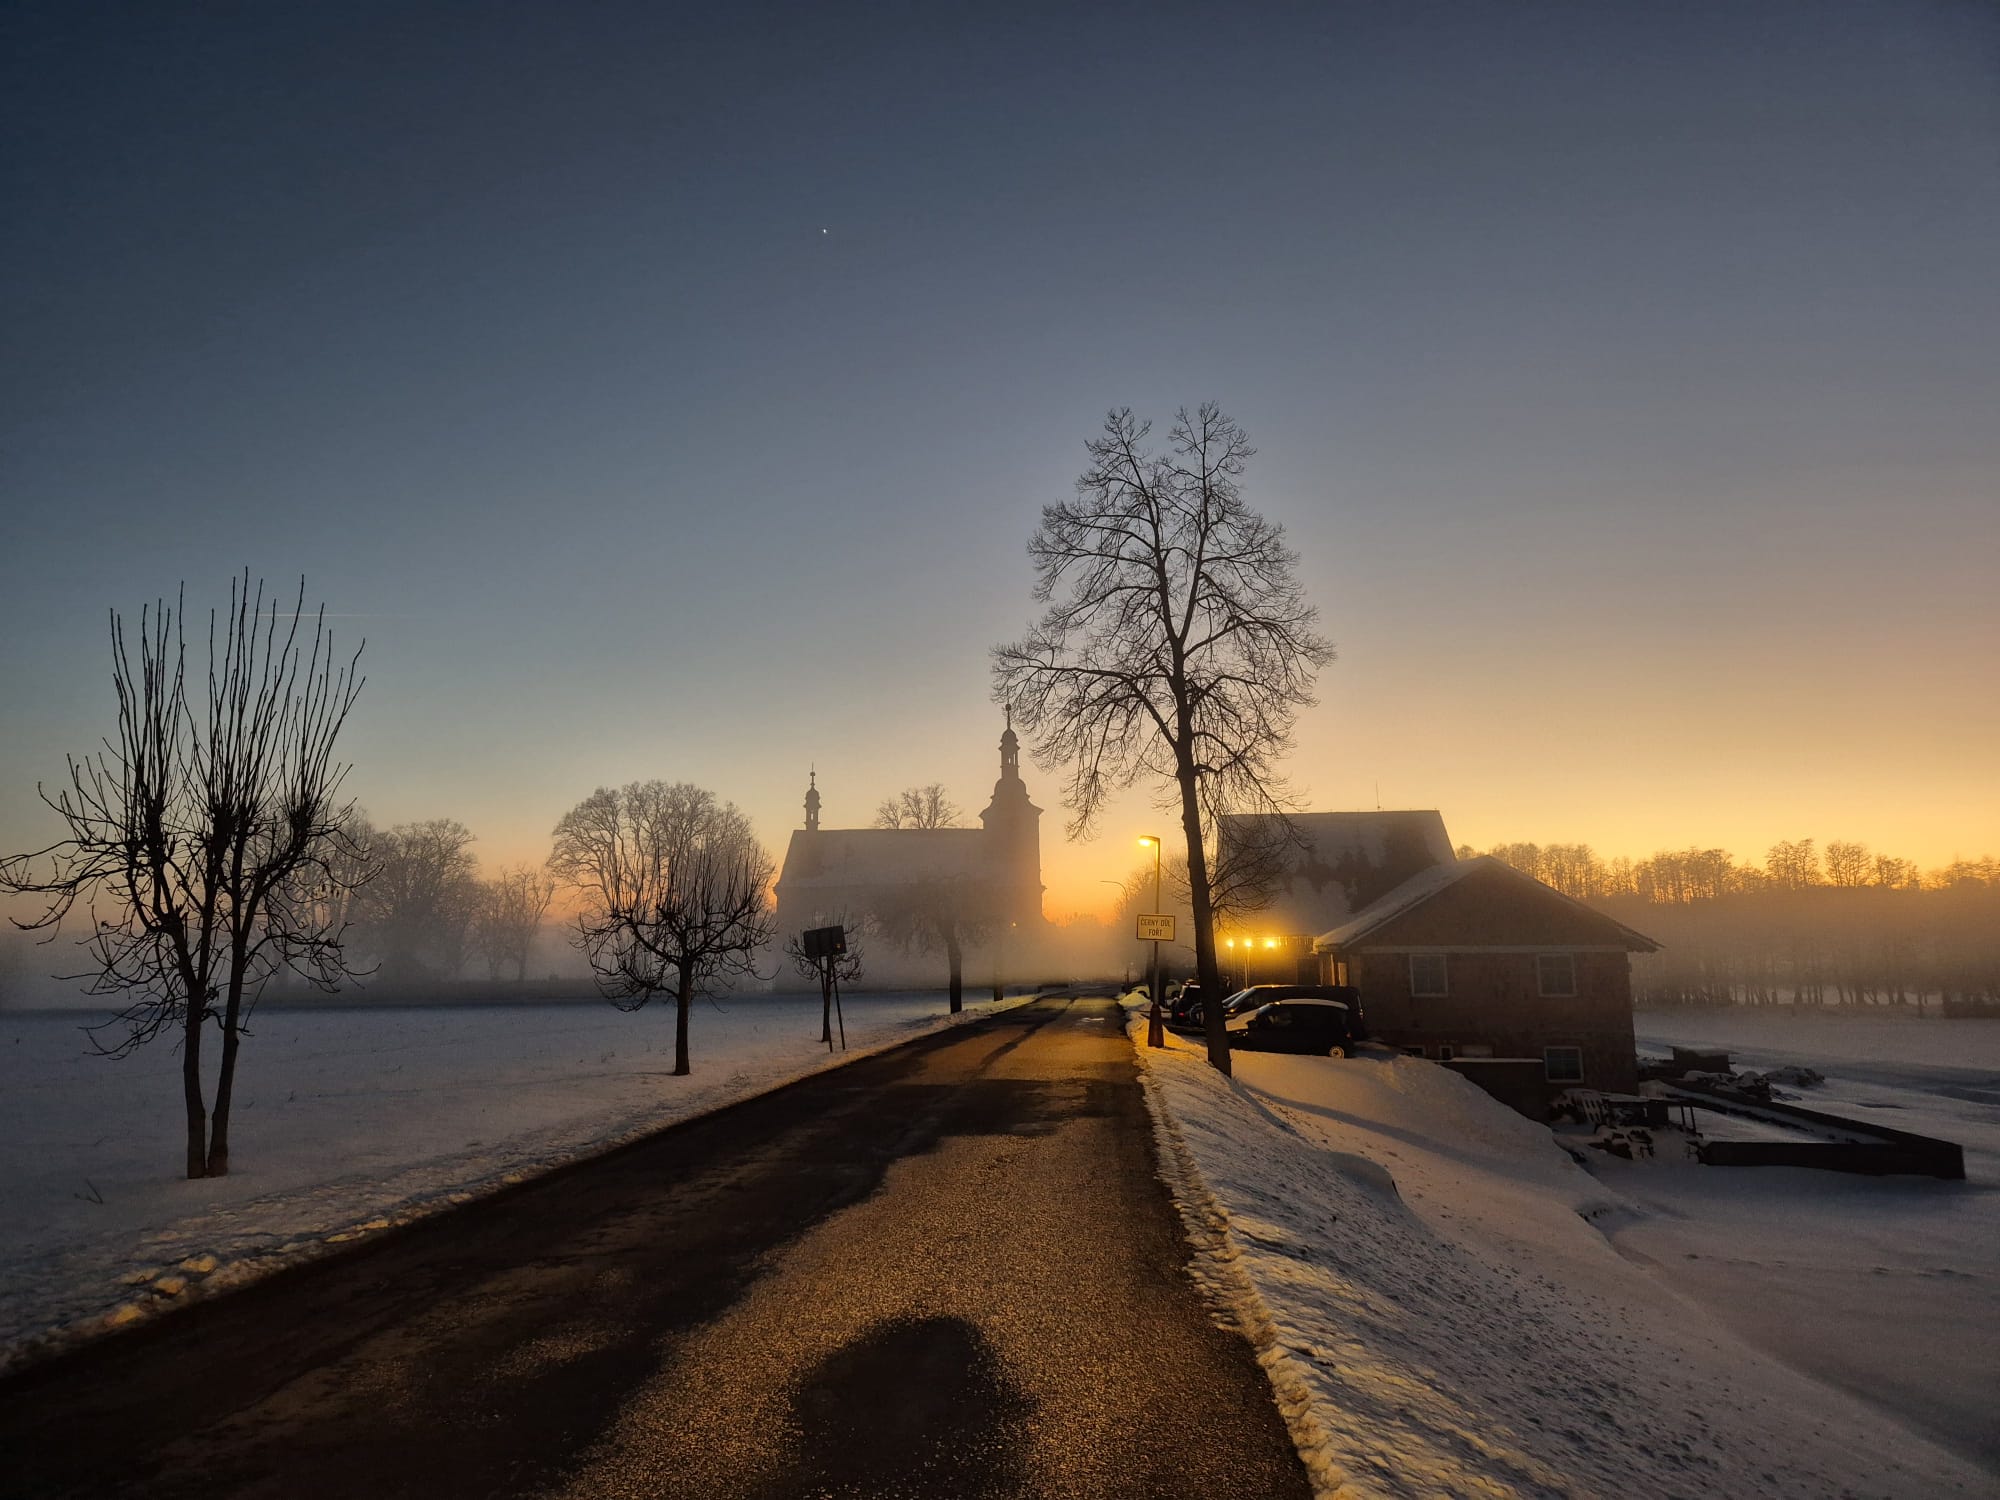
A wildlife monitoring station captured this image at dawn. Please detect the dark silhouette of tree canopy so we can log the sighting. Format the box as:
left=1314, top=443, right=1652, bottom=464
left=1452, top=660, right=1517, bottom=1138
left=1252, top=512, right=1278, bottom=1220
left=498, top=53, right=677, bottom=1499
left=993, top=405, right=1331, bottom=1071
left=360, top=817, right=481, bottom=981
left=873, top=784, right=961, bottom=829
left=1, top=576, right=366, bottom=1178
left=475, top=863, right=556, bottom=981
left=547, top=781, right=773, bottom=1076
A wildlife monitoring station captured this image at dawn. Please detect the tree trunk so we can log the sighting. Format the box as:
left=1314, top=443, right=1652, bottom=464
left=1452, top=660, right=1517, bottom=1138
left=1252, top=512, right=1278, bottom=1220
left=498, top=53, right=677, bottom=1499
left=674, top=967, right=693, bottom=1076
left=182, top=1004, right=208, bottom=1180
left=207, top=1019, right=241, bottom=1177
left=946, top=932, right=963, bottom=1014
left=1176, top=755, right=1229, bottom=1076
left=206, top=958, right=249, bottom=1177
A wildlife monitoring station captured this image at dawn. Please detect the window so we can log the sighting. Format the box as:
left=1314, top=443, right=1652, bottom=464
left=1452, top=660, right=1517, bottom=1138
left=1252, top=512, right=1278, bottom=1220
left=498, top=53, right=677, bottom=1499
left=1544, top=1046, right=1584, bottom=1083
left=1333, top=961, right=1350, bottom=986
left=1437, top=1044, right=1455, bottom=1061
left=1409, top=953, right=1448, bottom=997
left=1536, top=954, right=1577, bottom=997
left=1401, top=1045, right=1427, bottom=1058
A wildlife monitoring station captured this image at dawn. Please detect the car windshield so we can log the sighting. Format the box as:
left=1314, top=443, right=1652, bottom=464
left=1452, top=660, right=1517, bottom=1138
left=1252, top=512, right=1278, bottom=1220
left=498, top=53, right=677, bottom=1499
left=1221, top=989, right=1260, bottom=1014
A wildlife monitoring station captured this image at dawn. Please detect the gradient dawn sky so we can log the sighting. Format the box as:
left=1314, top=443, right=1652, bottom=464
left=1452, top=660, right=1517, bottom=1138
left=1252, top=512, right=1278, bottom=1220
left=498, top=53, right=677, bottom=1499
left=3, top=0, right=1996, bottom=919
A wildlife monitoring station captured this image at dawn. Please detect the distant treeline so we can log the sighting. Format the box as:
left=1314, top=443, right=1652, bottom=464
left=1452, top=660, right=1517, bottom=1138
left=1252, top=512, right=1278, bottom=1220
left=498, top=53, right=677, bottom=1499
left=1462, top=839, right=2000, bottom=1011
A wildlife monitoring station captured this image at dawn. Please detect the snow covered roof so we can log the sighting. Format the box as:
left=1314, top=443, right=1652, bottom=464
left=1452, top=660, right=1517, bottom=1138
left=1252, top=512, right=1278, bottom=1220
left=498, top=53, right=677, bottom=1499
left=776, top=827, right=990, bottom=893
left=1314, top=856, right=1660, bottom=952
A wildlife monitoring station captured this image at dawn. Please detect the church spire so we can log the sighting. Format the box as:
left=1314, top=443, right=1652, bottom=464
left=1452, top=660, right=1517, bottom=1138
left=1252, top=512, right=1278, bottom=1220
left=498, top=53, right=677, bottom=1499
left=999, top=704, right=1020, bottom=783
left=804, top=766, right=821, bottom=832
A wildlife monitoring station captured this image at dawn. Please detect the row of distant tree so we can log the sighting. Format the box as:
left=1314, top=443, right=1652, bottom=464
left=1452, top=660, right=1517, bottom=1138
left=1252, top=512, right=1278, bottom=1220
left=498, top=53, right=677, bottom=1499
left=320, top=817, right=554, bottom=987
left=1463, top=837, right=1997, bottom=903
left=1465, top=838, right=2000, bottom=1010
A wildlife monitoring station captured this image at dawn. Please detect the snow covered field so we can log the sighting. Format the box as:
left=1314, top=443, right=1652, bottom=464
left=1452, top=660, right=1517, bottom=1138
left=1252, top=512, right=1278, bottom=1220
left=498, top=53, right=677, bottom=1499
left=1623, top=1008, right=2000, bottom=1476
left=1124, top=1001, right=1995, bottom=1498
left=0, top=992, right=1030, bottom=1373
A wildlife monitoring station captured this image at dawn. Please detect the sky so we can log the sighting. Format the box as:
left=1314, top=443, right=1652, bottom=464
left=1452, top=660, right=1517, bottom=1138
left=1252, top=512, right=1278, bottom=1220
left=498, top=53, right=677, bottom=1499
left=3, top=0, right=1996, bottom=921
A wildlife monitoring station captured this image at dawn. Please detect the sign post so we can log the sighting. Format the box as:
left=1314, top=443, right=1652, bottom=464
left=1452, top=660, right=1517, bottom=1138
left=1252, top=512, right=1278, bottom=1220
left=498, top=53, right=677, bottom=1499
left=802, top=925, right=848, bottom=1051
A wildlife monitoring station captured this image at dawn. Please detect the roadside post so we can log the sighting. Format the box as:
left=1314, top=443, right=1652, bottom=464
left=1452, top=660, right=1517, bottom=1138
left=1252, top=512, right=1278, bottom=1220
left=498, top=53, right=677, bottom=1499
left=1137, top=832, right=1169, bottom=1048
left=801, top=925, right=848, bottom=1051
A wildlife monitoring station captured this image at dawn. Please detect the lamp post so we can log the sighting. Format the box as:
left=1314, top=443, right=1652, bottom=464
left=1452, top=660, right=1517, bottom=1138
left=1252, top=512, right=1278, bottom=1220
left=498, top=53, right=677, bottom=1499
left=1139, top=835, right=1165, bottom=1048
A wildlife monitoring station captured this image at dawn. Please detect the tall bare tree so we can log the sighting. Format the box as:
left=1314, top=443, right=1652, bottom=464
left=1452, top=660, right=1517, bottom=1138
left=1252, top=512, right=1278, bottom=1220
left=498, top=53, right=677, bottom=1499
left=475, top=863, right=556, bottom=981
left=873, top=784, right=962, bottom=829
left=993, top=405, right=1331, bottom=1071
left=1, top=576, right=366, bottom=1177
left=548, top=782, right=773, bottom=1075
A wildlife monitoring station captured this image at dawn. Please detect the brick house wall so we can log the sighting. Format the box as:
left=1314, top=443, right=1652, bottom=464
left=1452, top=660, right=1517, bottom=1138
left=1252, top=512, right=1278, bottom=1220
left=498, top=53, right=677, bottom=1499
left=1318, top=859, right=1652, bottom=1094
left=1350, top=949, right=1639, bottom=1092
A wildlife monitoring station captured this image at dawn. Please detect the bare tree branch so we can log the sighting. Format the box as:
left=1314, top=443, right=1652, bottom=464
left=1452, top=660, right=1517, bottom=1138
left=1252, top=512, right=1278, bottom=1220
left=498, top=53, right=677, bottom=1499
left=992, top=406, right=1332, bottom=1072
left=1, top=574, right=367, bottom=1177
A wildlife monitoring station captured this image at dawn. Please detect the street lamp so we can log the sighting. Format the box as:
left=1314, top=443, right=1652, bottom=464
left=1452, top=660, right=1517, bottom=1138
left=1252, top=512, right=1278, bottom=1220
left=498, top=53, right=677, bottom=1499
left=1138, top=835, right=1164, bottom=1047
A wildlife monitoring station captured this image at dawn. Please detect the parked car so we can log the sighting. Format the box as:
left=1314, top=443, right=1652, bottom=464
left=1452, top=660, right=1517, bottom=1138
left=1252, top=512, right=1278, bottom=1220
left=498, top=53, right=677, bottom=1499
left=1227, top=996, right=1361, bottom=1057
left=1210, top=984, right=1366, bottom=1036
left=1165, top=983, right=1207, bottom=1029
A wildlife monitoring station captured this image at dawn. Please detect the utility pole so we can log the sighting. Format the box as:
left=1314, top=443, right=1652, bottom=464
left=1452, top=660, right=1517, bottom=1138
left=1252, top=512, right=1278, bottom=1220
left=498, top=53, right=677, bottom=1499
left=1138, top=835, right=1166, bottom=1048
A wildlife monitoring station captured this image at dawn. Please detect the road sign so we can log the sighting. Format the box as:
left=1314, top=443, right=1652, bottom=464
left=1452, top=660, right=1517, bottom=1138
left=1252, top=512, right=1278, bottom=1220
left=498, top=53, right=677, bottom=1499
left=1135, top=913, right=1176, bottom=942
left=801, top=925, right=847, bottom=959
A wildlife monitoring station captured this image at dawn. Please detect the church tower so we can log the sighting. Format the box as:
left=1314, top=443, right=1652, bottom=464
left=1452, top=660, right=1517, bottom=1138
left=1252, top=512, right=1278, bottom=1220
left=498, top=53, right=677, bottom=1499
left=803, top=768, right=821, bottom=833
left=978, top=708, right=1044, bottom=926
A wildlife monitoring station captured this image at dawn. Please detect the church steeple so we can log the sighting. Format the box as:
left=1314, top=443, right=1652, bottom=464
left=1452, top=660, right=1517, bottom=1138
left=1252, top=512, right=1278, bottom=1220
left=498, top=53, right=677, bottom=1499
left=981, top=707, right=1043, bottom=925
left=998, top=703, right=1021, bottom=784
left=804, top=767, right=821, bottom=832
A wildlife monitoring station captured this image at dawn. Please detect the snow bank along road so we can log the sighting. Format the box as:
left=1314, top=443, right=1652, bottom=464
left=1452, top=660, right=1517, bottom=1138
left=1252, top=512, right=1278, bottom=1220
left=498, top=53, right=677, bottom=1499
left=0, top=994, right=1310, bottom=1500
left=1126, top=1006, right=1994, bottom=1499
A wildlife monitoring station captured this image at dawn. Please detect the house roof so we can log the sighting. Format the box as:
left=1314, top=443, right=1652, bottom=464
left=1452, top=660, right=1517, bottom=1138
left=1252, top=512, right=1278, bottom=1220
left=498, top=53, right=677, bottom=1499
left=1314, top=856, right=1661, bottom=953
left=776, top=827, right=989, bottom=892
left=1216, top=809, right=1456, bottom=934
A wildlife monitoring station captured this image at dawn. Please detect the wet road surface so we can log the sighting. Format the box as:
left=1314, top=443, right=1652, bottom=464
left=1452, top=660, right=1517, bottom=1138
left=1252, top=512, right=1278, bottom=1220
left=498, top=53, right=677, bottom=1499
left=0, top=994, right=1311, bottom=1499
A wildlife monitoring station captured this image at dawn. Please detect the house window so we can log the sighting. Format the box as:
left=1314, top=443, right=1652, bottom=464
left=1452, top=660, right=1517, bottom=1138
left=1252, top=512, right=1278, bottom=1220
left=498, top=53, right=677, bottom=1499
left=1544, top=1046, right=1584, bottom=1083
left=1437, top=1044, right=1455, bottom=1061
left=1536, top=953, right=1577, bottom=997
left=1401, top=1045, right=1427, bottom=1057
left=1333, top=961, right=1350, bottom=986
left=1409, top=953, right=1448, bottom=997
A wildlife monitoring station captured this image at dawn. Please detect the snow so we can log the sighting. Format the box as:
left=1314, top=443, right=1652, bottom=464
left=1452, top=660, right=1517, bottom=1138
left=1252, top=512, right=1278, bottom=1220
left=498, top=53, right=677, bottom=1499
left=0, top=991, right=1033, bottom=1373
left=1620, top=1008, right=2000, bottom=1476
left=1121, top=996, right=1995, bottom=1498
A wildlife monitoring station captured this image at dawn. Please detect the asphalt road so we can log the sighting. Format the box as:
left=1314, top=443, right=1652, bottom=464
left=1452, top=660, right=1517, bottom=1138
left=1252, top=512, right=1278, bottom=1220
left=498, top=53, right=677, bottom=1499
left=1, top=994, right=1312, bottom=1500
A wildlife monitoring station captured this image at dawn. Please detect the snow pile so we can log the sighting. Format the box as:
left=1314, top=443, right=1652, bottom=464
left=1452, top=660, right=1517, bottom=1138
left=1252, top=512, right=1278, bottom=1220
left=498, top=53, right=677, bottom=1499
left=0, top=992, right=1032, bottom=1373
left=1122, top=1005, right=1991, bottom=1498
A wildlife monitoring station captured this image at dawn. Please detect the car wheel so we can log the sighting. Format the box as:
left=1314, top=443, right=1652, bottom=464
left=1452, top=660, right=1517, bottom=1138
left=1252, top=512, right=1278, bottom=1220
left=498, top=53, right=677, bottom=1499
left=1327, top=1045, right=1347, bottom=1059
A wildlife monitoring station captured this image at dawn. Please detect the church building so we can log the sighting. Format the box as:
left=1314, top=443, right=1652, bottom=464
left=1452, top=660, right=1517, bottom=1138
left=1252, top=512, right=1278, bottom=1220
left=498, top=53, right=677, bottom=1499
left=772, top=717, right=1047, bottom=974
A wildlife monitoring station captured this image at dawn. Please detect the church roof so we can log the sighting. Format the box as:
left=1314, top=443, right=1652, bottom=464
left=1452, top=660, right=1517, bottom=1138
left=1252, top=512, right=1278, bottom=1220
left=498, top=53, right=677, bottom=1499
left=776, top=827, right=991, bottom=893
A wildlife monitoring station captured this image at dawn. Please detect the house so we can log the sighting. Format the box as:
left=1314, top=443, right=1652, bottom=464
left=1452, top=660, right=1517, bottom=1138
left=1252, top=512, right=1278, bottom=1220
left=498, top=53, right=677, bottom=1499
left=1212, top=810, right=1457, bottom=985
left=1314, top=856, right=1660, bottom=1099
left=771, top=716, right=1046, bottom=984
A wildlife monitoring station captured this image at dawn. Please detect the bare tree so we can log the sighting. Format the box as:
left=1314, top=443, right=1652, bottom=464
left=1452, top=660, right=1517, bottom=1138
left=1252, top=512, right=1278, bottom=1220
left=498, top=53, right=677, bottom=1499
left=1, top=576, right=365, bottom=1178
left=548, top=782, right=774, bottom=1076
left=873, top=784, right=962, bottom=829
left=359, top=818, right=481, bottom=982
left=873, top=876, right=994, bottom=1014
left=475, top=864, right=556, bottom=981
left=993, top=405, right=1331, bottom=1071
left=1824, top=840, right=1871, bottom=889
